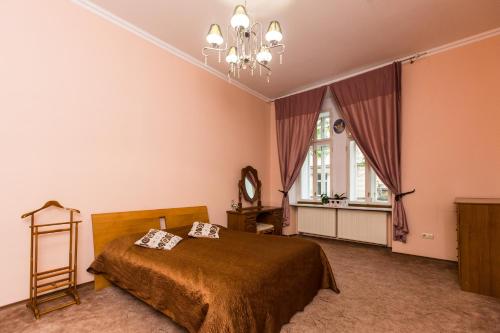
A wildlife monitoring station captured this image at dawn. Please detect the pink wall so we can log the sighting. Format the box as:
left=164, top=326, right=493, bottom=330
left=395, top=35, right=500, bottom=260
left=0, top=1, right=270, bottom=306
left=269, top=35, right=500, bottom=259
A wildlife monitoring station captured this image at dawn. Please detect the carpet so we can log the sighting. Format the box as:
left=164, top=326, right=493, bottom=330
left=1, top=237, right=499, bottom=332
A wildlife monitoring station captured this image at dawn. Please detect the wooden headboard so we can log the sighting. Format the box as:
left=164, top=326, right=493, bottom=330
left=91, top=206, right=209, bottom=290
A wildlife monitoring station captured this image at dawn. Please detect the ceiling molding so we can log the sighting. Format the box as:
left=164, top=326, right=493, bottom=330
left=71, top=0, right=272, bottom=102
left=274, top=27, right=500, bottom=100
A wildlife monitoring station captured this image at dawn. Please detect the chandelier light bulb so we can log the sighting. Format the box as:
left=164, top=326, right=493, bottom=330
left=265, top=21, right=283, bottom=44
left=256, top=46, right=272, bottom=64
left=206, top=24, right=224, bottom=46
left=230, top=5, right=250, bottom=29
left=225, top=46, right=238, bottom=64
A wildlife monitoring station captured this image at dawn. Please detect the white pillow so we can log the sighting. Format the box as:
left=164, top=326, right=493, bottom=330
left=188, top=222, right=220, bottom=239
left=134, top=229, right=182, bottom=250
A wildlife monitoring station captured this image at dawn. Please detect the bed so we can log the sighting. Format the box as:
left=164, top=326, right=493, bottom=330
left=88, top=206, right=339, bottom=333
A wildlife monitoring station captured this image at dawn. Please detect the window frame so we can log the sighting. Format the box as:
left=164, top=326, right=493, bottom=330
left=347, top=139, right=392, bottom=206
left=296, top=110, right=392, bottom=206
left=298, top=109, right=334, bottom=201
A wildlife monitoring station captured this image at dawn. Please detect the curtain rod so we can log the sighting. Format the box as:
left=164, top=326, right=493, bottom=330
left=273, top=52, right=427, bottom=101
left=399, top=52, right=428, bottom=64
left=273, top=26, right=500, bottom=101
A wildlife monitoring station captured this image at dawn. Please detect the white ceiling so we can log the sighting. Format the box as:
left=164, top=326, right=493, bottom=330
left=86, top=0, right=500, bottom=100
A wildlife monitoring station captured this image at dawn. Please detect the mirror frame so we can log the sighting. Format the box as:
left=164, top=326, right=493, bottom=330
left=238, top=166, right=262, bottom=211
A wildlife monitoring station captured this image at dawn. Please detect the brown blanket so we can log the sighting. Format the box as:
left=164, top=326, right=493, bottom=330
left=88, top=226, right=339, bottom=333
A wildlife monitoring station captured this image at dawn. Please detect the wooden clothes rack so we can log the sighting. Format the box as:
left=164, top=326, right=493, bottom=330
left=21, top=200, right=82, bottom=319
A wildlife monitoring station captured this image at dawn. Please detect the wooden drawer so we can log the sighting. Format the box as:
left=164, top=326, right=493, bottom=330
left=227, top=207, right=283, bottom=235
left=244, top=217, right=257, bottom=232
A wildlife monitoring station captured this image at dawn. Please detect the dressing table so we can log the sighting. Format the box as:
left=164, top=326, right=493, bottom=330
left=226, top=166, right=283, bottom=235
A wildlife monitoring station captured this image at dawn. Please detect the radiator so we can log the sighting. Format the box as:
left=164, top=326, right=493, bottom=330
left=337, top=210, right=387, bottom=245
left=297, top=207, right=336, bottom=237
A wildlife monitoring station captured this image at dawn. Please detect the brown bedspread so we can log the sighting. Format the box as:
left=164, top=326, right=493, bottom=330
left=88, top=226, right=339, bottom=333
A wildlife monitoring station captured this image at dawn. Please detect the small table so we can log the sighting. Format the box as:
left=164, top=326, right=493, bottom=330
left=227, top=206, right=283, bottom=235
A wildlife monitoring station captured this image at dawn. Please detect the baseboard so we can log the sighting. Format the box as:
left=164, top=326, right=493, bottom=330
left=391, top=251, right=458, bottom=265
left=0, top=281, right=93, bottom=311
left=298, top=232, right=389, bottom=247
left=300, top=233, right=457, bottom=264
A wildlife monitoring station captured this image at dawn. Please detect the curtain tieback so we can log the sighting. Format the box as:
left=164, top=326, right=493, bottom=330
left=279, top=190, right=288, bottom=197
left=395, top=189, right=415, bottom=202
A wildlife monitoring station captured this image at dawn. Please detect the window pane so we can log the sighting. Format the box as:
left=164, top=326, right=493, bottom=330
left=350, top=141, right=366, bottom=201
left=316, top=112, right=330, bottom=140
left=316, top=144, right=330, bottom=197
left=373, top=174, right=389, bottom=203
left=300, top=146, right=314, bottom=199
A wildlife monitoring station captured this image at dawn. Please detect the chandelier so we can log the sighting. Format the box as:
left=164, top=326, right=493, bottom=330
left=202, top=4, right=285, bottom=82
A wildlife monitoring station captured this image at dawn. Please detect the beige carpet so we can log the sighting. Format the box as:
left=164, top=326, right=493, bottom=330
left=1, top=237, right=499, bottom=333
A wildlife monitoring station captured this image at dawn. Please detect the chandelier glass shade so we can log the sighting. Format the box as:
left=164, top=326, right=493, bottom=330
left=202, top=3, right=285, bottom=82
left=225, top=46, right=238, bottom=64
left=265, top=21, right=283, bottom=44
left=256, top=46, right=272, bottom=64
left=230, top=5, right=250, bottom=29
left=206, top=24, right=224, bottom=46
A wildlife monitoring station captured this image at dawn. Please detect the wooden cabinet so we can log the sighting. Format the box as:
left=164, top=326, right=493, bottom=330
left=456, top=198, right=500, bottom=298
left=227, top=207, right=283, bottom=235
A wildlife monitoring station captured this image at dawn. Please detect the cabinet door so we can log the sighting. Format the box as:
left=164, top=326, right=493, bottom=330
left=458, top=204, right=495, bottom=296
left=491, top=205, right=500, bottom=298
left=297, top=207, right=336, bottom=237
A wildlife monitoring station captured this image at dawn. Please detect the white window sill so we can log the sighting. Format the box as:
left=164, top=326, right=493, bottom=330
left=298, top=199, right=391, bottom=207
left=292, top=202, right=392, bottom=212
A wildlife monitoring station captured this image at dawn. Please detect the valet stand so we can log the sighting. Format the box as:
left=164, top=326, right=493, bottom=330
left=21, top=200, right=82, bottom=319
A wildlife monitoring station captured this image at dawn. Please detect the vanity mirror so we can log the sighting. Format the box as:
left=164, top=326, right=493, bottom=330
left=238, top=166, right=262, bottom=210
left=228, top=166, right=282, bottom=235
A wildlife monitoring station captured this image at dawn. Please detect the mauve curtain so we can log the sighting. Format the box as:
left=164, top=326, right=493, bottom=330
left=330, top=62, right=411, bottom=242
left=275, top=86, right=327, bottom=226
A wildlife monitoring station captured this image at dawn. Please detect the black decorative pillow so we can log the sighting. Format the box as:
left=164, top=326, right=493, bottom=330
left=188, top=222, right=220, bottom=239
left=134, top=229, right=182, bottom=250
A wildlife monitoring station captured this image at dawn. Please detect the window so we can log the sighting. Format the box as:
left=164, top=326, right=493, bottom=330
left=296, top=95, right=391, bottom=205
left=348, top=140, right=390, bottom=204
left=350, top=142, right=366, bottom=201
left=300, top=111, right=332, bottom=199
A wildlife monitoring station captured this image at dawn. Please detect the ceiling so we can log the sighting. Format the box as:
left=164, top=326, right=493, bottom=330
left=88, top=0, right=500, bottom=100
